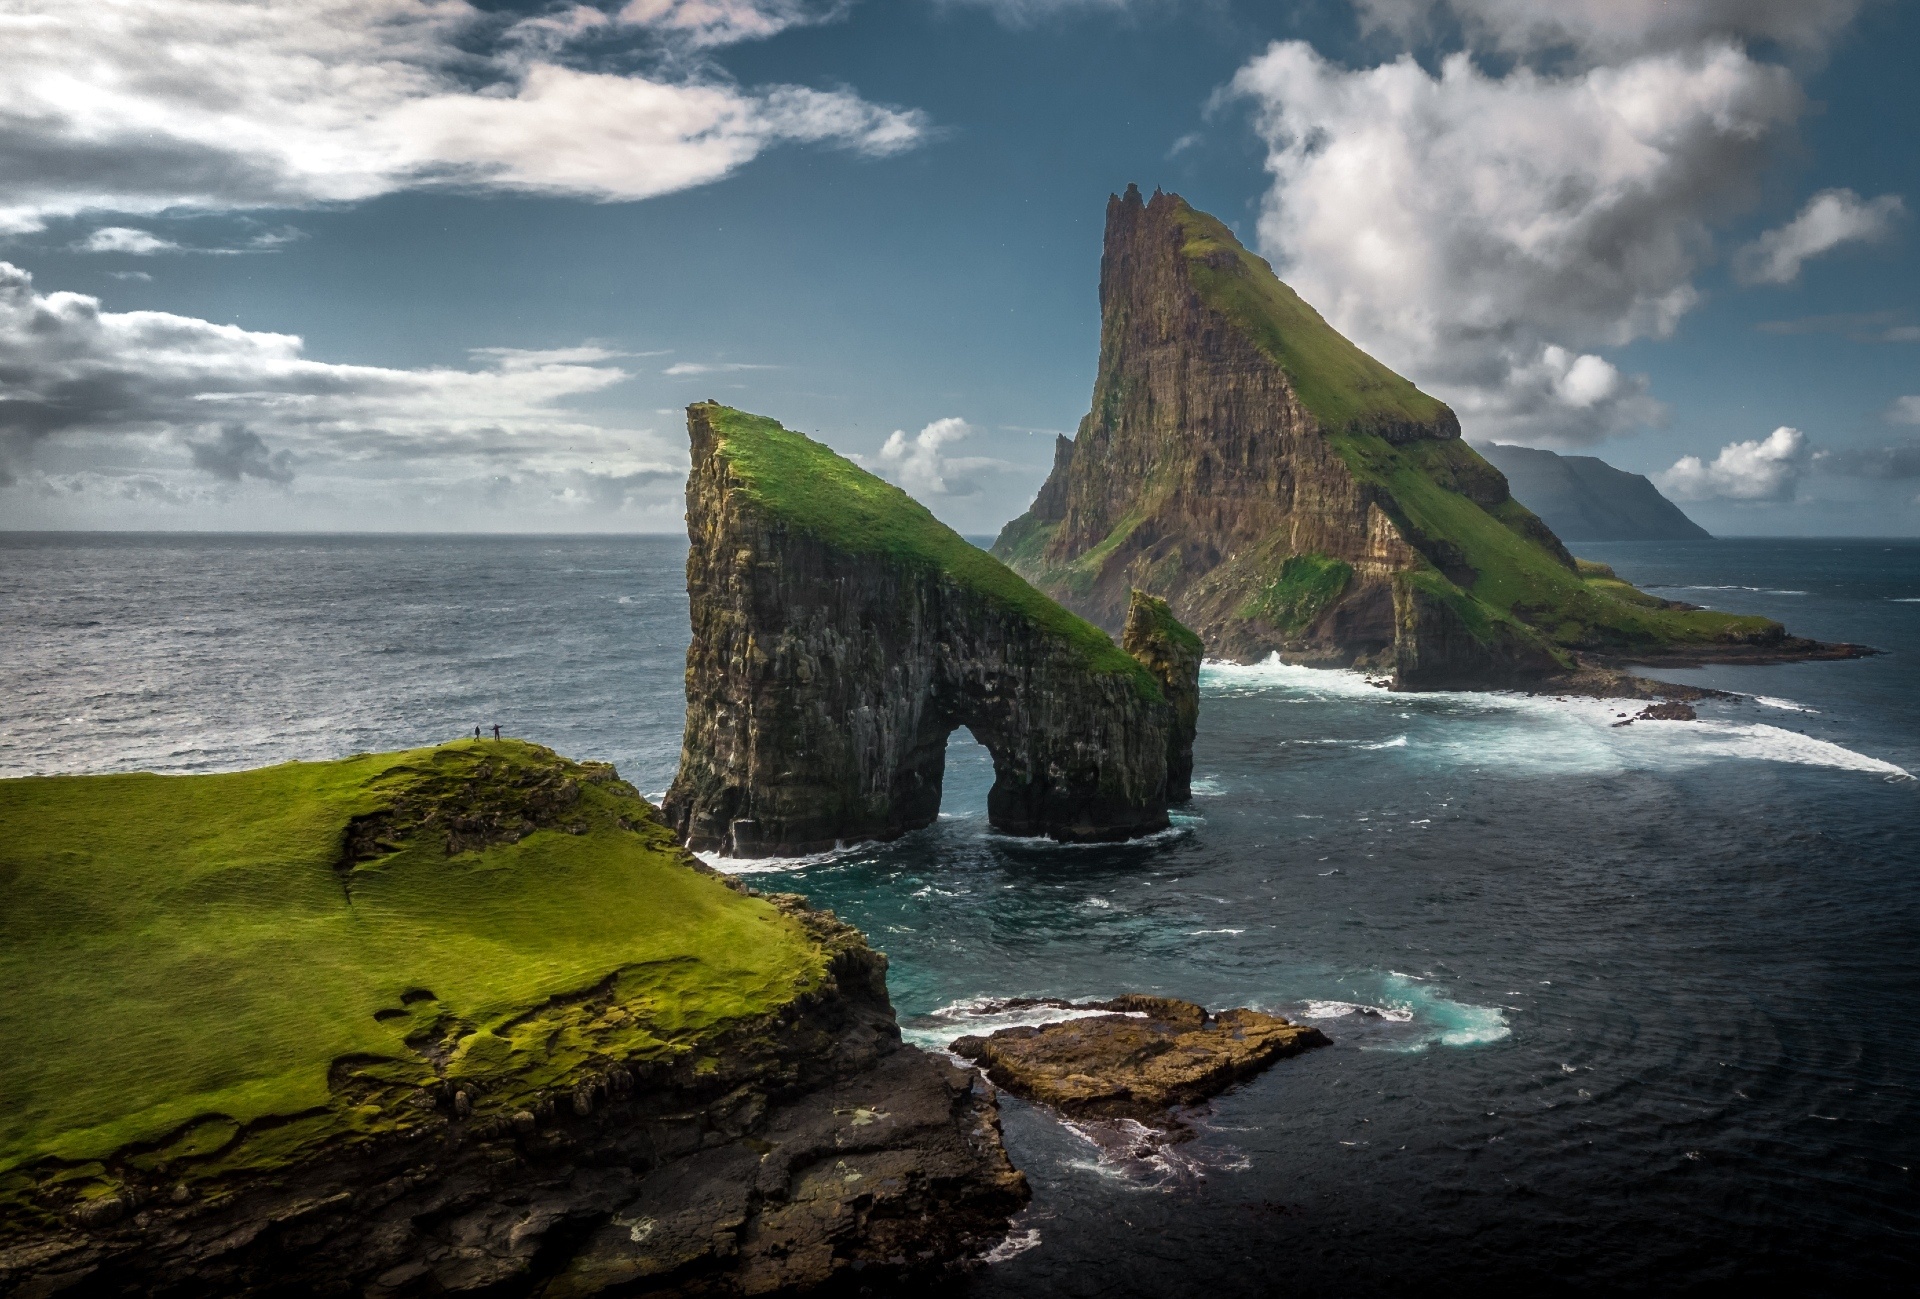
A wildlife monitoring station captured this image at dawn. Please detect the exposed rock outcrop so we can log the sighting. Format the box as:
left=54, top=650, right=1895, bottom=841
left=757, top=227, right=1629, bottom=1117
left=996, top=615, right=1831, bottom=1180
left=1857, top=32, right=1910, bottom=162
left=1120, top=591, right=1201, bottom=802
left=950, top=996, right=1328, bottom=1125
left=994, top=185, right=1869, bottom=688
left=663, top=403, right=1201, bottom=857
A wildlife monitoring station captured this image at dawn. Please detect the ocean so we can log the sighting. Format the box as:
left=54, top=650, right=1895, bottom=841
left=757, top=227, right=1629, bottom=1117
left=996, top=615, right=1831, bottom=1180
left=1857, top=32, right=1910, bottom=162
left=3, top=533, right=1917, bottom=1294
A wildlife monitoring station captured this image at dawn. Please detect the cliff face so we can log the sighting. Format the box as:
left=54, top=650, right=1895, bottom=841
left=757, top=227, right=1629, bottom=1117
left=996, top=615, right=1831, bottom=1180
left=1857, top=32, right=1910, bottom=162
left=0, top=748, right=1028, bottom=1297
left=664, top=404, right=1199, bottom=857
left=1120, top=590, right=1201, bottom=802
left=994, top=186, right=1823, bottom=688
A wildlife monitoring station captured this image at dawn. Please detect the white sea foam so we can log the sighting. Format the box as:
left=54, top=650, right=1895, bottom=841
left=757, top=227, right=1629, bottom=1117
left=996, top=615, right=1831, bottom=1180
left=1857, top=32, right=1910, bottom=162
left=1302, top=1000, right=1413, bottom=1022
left=1293, top=975, right=1510, bottom=1050
left=982, top=1227, right=1042, bottom=1263
left=1754, top=696, right=1818, bottom=714
left=1201, top=655, right=1910, bottom=782
left=696, top=842, right=873, bottom=875
left=901, top=996, right=1145, bottom=1049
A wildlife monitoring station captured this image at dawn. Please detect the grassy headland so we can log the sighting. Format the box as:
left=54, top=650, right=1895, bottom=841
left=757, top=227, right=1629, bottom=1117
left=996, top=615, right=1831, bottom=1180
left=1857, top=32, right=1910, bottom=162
left=700, top=403, right=1162, bottom=701
left=0, top=740, right=823, bottom=1216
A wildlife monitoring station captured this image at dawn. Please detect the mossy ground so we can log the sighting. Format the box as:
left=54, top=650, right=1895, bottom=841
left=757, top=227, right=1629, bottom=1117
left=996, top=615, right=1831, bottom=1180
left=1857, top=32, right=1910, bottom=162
left=702, top=404, right=1161, bottom=702
left=1237, top=553, right=1355, bottom=635
left=1330, top=432, right=1779, bottom=652
left=0, top=740, right=824, bottom=1211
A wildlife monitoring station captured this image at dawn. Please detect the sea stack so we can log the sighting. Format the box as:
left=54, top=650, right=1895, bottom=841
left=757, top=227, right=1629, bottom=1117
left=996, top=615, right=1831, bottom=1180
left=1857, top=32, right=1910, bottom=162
left=994, top=185, right=1856, bottom=688
left=664, top=402, right=1201, bottom=857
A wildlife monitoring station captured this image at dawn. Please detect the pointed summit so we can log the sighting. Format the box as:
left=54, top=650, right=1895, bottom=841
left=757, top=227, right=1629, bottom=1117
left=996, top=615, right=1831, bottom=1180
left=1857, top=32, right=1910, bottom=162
left=993, top=190, right=1852, bottom=689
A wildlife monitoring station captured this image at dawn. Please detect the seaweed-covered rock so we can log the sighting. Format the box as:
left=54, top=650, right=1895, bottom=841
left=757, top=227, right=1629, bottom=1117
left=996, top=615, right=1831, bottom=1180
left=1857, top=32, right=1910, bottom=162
left=663, top=403, right=1202, bottom=857
left=950, top=996, right=1328, bottom=1124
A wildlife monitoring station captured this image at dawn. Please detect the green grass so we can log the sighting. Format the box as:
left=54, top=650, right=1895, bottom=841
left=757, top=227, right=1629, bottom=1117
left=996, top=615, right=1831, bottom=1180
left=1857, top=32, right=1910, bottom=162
left=1171, top=202, right=1452, bottom=437
left=703, top=403, right=1161, bottom=701
left=1328, top=432, right=1781, bottom=651
left=0, top=740, right=824, bottom=1193
left=1129, top=591, right=1204, bottom=656
left=1238, top=553, right=1354, bottom=634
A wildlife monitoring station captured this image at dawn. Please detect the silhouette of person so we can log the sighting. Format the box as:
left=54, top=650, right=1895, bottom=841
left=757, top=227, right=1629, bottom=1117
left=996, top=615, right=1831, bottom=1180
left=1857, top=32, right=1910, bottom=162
left=492, top=724, right=501, bottom=740
left=474, top=726, right=481, bottom=739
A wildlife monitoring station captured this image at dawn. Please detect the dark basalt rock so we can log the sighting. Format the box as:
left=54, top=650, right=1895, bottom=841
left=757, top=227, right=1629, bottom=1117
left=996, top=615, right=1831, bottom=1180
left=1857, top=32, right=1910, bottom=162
left=949, top=995, right=1329, bottom=1126
left=663, top=404, right=1202, bottom=858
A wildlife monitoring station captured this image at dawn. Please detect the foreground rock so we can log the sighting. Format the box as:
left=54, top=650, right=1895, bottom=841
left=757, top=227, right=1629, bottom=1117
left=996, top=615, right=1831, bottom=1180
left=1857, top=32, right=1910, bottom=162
left=950, top=996, right=1328, bottom=1126
left=664, top=403, right=1200, bottom=857
left=992, top=185, right=1871, bottom=689
left=0, top=747, right=1027, bottom=1297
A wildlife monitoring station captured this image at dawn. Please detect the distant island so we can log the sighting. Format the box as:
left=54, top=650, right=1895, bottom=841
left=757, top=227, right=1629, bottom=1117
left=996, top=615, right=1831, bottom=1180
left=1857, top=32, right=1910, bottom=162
left=993, top=185, right=1866, bottom=689
left=1471, top=442, right=1711, bottom=542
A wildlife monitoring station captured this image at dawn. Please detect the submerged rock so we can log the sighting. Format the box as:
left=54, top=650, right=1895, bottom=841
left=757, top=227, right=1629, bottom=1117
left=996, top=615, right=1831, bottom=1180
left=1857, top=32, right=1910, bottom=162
left=950, top=996, right=1328, bottom=1125
left=992, top=184, right=1870, bottom=688
left=663, top=403, right=1201, bottom=858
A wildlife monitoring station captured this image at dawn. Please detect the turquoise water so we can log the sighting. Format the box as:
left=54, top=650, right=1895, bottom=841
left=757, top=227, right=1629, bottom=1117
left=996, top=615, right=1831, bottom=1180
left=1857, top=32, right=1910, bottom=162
left=3, top=534, right=1917, bottom=1293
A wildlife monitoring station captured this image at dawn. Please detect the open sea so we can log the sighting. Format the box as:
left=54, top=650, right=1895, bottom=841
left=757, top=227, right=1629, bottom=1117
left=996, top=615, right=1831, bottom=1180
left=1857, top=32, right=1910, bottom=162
left=3, top=533, right=1917, bottom=1295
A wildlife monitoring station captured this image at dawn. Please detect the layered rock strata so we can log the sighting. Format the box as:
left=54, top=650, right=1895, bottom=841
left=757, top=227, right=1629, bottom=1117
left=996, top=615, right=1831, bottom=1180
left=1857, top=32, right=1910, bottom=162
left=950, top=996, right=1328, bottom=1125
left=994, top=185, right=1866, bottom=688
left=664, top=403, right=1200, bottom=857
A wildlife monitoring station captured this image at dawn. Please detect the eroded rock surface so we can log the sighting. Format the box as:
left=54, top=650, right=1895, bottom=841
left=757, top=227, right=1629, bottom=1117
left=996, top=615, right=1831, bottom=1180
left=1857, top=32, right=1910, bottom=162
left=663, top=403, right=1201, bottom=857
left=950, top=996, right=1328, bottom=1125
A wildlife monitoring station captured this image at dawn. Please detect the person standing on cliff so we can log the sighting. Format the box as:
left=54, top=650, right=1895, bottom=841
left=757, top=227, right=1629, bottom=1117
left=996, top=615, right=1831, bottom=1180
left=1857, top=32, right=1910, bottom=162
left=474, top=726, right=481, bottom=739
left=492, top=724, right=501, bottom=740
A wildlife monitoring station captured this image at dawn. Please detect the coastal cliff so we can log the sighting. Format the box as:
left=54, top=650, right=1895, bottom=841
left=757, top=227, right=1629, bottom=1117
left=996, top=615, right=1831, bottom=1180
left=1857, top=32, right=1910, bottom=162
left=663, top=403, right=1199, bottom=857
left=994, top=185, right=1863, bottom=688
left=0, top=743, right=1027, bottom=1296
left=1472, top=442, right=1711, bottom=541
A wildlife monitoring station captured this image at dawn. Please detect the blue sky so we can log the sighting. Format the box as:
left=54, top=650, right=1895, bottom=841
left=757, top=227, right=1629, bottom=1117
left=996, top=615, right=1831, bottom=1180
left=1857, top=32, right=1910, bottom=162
left=1, top=0, right=1915, bottom=535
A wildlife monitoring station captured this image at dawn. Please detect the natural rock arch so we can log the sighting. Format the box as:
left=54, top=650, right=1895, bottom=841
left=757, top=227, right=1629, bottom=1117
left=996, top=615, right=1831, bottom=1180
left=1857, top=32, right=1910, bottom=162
left=662, top=404, right=1200, bottom=858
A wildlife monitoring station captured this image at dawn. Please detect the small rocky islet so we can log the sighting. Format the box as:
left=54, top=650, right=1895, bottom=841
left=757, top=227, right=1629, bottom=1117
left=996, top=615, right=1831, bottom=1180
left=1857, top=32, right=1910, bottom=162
left=1, top=186, right=1863, bottom=1297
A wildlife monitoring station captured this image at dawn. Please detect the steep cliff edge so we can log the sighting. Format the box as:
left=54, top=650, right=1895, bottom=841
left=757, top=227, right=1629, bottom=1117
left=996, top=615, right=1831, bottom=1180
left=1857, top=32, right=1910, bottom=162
left=0, top=743, right=1027, bottom=1296
left=663, top=403, right=1199, bottom=856
left=993, top=186, right=1863, bottom=688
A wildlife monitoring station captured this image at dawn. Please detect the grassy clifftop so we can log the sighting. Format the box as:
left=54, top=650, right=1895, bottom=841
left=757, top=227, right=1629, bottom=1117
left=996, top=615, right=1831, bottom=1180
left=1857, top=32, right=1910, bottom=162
left=700, top=403, right=1161, bottom=700
left=1172, top=201, right=1453, bottom=438
left=0, top=741, right=824, bottom=1214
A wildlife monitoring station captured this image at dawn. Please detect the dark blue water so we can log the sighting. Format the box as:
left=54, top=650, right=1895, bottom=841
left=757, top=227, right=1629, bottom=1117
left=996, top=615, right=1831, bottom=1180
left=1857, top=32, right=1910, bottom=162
left=4, top=534, right=1917, bottom=1294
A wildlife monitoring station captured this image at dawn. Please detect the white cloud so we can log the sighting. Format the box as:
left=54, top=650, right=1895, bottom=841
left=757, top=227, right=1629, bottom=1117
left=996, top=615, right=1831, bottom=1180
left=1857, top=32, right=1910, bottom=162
left=615, top=0, right=849, bottom=49
left=1658, top=426, right=1809, bottom=501
left=1732, top=189, right=1906, bottom=285
left=661, top=360, right=777, bottom=375
left=1229, top=39, right=1800, bottom=445
left=0, top=261, right=676, bottom=506
left=870, top=416, right=1007, bottom=497
left=1890, top=397, right=1920, bottom=426
left=0, top=0, right=927, bottom=233
left=1353, top=0, right=1865, bottom=61
left=78, top=227, right=183, bottom=255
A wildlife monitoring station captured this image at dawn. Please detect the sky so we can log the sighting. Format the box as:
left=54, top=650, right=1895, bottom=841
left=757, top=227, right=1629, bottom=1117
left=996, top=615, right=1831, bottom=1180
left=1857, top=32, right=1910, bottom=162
left=0, top=0, right=1915, bottom=537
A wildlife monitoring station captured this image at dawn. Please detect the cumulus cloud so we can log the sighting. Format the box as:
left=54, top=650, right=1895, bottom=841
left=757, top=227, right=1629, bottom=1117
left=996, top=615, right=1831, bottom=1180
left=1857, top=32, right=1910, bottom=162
left=78, top=227, right=183, bottom=255
left=0, top=261, right=673, bottom=500
left=1352, top=0, right=1865, bottom=61
left=1229, top=38, right=1799, bottom=445
left=870, top=417, right=1008, bottom=497
left=1658, top=426, right=1810, bottom=501
left=188, top=425, right=295, bottom=484
left=1732, top=189, right=1906, bottom=285
left=0, top=0, right=927, bottom=233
